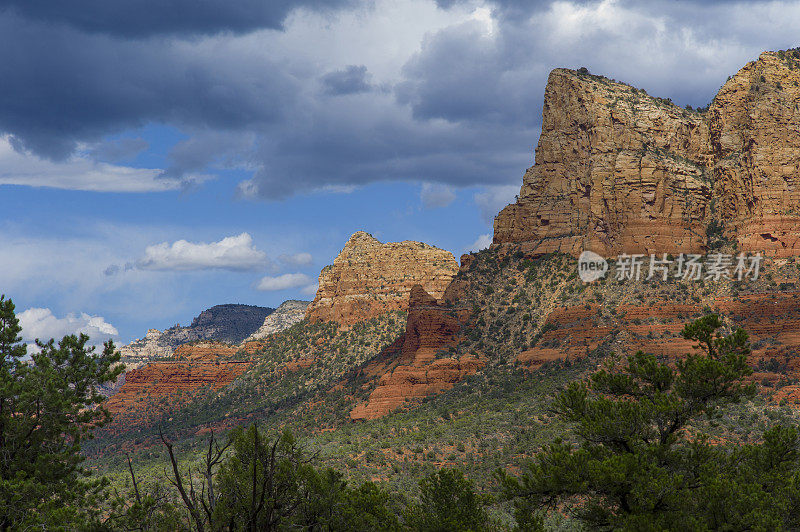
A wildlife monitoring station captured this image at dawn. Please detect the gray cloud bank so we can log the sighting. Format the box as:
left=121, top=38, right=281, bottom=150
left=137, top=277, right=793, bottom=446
left=0, top=0, right=352, bottom=37
left=1, top=0, right=798, bottom=200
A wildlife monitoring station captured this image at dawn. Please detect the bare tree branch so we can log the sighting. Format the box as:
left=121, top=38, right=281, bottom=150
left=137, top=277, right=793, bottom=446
left=126, top=453, right=141, bottom=506
left=159, top=426, right=205, bottom=532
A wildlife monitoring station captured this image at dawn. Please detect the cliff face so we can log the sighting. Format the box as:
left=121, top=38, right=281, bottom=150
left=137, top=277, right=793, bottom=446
left=306, top=231, right=459, bottom=326
left=708, top=51, right=800, bottom=255
left=107, top=341, right=248, bottom=417
left=172, top=341, right=239, bottom=361
left=118, top=328, right=172, bottom=360
left=350, top=285, right=482, bottom=420
left=120, top=303, right=274, bottom=360
left=106, top=360, right=251, bottom=417
left=514, top=290, right=800, bottom=386
left=494, top=51, right=800, bottom=257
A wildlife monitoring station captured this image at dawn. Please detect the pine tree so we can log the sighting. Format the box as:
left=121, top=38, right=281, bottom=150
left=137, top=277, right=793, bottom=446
left=501, top=314, right=800, bottom=530
left=0, top=295, right=123, bottom=529
left=405, top=468, right=490, bottom=532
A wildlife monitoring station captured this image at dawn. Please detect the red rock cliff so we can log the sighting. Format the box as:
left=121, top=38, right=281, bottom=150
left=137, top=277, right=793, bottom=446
left=350, top=285, right=482, bottom=420
left=494, top=51, right=800, bottom=257
left=306, top=231, right=459, bottom=326
left=708, top=51, right=800, bottom=256
left=106, top=342, right=249, bottom=418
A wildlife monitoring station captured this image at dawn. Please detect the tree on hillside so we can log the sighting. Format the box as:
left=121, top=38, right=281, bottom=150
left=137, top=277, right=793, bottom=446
left=404, top=467, right=490, bottom=532
left=160, top=423, right=402, bottom=531
left=108, top=454, right=184, bottom=532
left=0, top=295, right=124, bottom=529
left=209, top=425, right=310, bottom=530
left=500, top=314, right=800, bottom=530
left=158, top=426, right=231, bottom=532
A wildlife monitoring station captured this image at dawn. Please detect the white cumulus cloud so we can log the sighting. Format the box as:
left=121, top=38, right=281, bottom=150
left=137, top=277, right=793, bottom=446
left=0, top=135, right=205, bottom=192
left=18, top=307, right=119, bottom=345
left=137, top=232, right=268, bottom=271
left=255, top=273, right=313, bottom=291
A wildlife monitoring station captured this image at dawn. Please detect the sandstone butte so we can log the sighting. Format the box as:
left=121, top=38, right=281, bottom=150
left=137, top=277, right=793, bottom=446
left=352, top=50, right=800, bottom=418
left=107, top=51, right=800, bottom=423
left=493, top=50, right=800, bottom=258
left=108, top=230, right=458, bottom=421
left=305, top=231, right=459, bottom=326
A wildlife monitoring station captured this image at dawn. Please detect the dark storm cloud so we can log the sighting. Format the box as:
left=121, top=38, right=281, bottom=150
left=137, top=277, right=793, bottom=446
left=0, top=14, right=297, bottom=159
left=396, top=0, right=794, bottom=138
left=396, top=19, right=544, bottom=127
left=1, top=0, right=798, bottom=199
left=436, top=0, right=747, bottom=10
left=239, top=94, right=537, bottom=198
left=159, top=131, right=254, bottom=181
left=0, top=0, right=353, bottom=37
left=182, top=0, right=800, bottom=199
left=321, top=65, right=373, bottom=95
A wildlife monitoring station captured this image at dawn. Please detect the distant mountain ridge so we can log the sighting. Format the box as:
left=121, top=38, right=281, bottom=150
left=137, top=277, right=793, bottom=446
left=186, top=304, right=275, bottom=344
left=120, top=303, right=274, bottom=360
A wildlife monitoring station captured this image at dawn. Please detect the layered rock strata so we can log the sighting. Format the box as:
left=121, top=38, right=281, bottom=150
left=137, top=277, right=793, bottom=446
left=709, top=51, right=800, bottom=256
left=172, top=341, right=239, bottom=361
left=306, top=231, right=459, bottom=326
left=118, top=328, right=173, bottom=360
left=494, top=50, right=800, bottom=257
left=107, top=341, right=248, bottom=416
left=106, top=359, right=251, bottom=416
left=515, top=291, right=800, bottom=398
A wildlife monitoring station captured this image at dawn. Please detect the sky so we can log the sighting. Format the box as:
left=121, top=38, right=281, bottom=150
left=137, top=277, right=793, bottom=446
left=1, top=0, right=800, bottom=346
